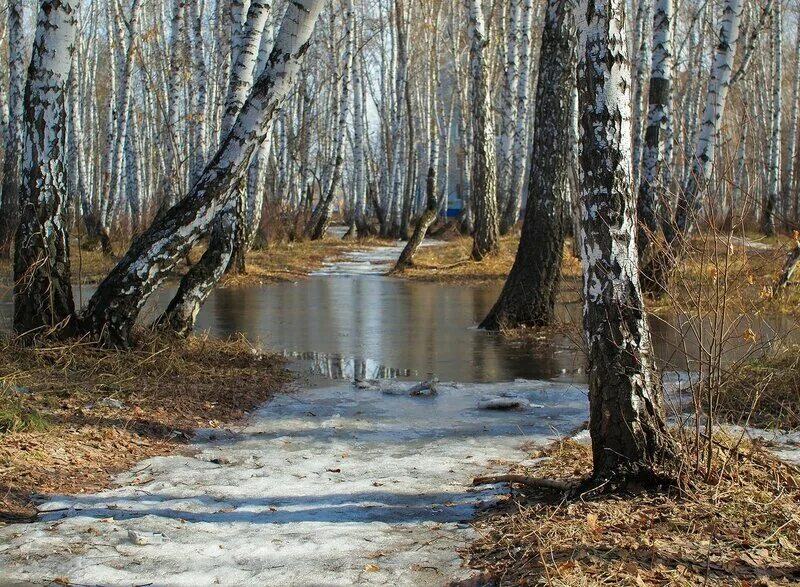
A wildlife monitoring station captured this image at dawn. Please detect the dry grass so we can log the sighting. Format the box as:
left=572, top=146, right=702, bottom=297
left=0, top=244, right=119, bottom=287
left=465, top=437, right=800, bottom=586
left=720, top=345, right=800, bottom=430
left=0, top=333, right=292, bottom=521
left=399, top=235, right=582, bottom=285
left=1, top=236, right=394, bottom=292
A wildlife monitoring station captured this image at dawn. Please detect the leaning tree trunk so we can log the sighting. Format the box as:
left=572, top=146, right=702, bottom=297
left=80, top=0, right=325, bottom=347
left=0, top=1, right=29, bottom=258
left=306, top=0, right=355, bottom=241
left=13, top=0, right=78, bottom=338
left=394, top=4, right=444, bottom=272
left=673, top=0, right=743, bottom=239
left=467, top=0, right=499, bottom=261
left=156, top=0, right=274, bottom=332
left=576, top=0, right=676, bottom=484
left=638, top=0, right=675, bottom=292
left=480, top=0, right=576, bottom=331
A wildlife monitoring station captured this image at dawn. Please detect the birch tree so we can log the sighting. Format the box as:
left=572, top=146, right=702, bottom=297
left=0, top=1, right=29, bottom=258
left=762, top=2, right=781, bottom=236
left=13, top=0, right=78, bottom=337
left=673, top=0, right=744, bottom=238
left=637, top=0, right=674, bottom=286
left=576, top=0, right=676, bottom=482
left=80, top=0, right=325, bottom=347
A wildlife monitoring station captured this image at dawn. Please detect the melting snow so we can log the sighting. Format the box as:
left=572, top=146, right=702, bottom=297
left=0, top=380, right=588, bottom=586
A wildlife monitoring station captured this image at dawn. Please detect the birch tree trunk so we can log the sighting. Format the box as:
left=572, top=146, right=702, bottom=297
left=673, top=0, right=743, bottom=239
left=306, top=0, right=354, bottom=241
left=394, top=3, right=443, bottom=271
left=162, top=0, right=187, bottom=209
left=0, top=1, right=29, bottom=258
left=480, top=0, right=576, bottom=331
left=762, top=3, right=781, bottom=236
left=80, top=0, right=325, bottom=347
left=13, top=0, right=78, bottom=338
left=631, top=0, right=653, bottom=190
left=467, top=0, right=499, bottom=261
left=638, top=0, right=674, bottom=290
left=576, top=0, right=676, bottom=483
left=104, top=0, right=145, bottom=242
left=501, top=0, right=534, bottom=235
left=786, top=17, right=800, bottom=223
left=497, top=0, right=520, bottom=234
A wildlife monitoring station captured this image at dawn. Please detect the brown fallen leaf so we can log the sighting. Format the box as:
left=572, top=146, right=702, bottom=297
left=364, top=564, right=380, bottom=572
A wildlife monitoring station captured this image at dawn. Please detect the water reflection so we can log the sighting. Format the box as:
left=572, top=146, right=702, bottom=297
left=1, top=273, right=796, bottom=384
left=196, top=276, right=584, bottom=383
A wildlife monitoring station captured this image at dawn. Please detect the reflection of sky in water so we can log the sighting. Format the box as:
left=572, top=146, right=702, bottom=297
left=1, top=273, right=796, bottom=384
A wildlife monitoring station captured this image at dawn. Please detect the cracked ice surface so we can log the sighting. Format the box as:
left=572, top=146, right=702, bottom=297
left=0, top=380, right=588, bottom=586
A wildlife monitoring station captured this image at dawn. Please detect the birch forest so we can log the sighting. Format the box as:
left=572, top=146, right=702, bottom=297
left=2, top=0, right=800, bottom=583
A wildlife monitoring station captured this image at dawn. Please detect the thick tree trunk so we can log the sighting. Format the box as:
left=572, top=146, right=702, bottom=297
left=157, top=199, right=238, bottom=334
left=467, top=0, right=499, bottom=261
left=577, top=0, right=676, bottom=483
left=0, top=1, right=29, bottom=259
left=80, top=0, right=324, bottom=347
left=480, top=0, right=576, bottom=331
left=13, top=0, right=78, bottom=338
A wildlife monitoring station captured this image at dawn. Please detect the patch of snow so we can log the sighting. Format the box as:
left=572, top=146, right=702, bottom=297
left=0, top=380, right=588, bottom=586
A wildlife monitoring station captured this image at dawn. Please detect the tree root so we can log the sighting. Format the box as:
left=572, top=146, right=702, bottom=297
left=472, top=474, right=578, bottom=491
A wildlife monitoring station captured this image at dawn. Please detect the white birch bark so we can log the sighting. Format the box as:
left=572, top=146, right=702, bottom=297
left=576, top=0, right=674, bottom=480
left=674, top=0, right=744, bottom=237
left=762, top=2, right=782, bottom=236
left=81, top=0, right=326, bottom=346
left=502, top=0, right=534, bottom=234
left=13, top=0, right=78, bottom=336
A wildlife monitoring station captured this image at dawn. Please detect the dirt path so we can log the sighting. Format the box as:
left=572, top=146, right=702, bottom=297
left=0, top=380, right=587, bottom=585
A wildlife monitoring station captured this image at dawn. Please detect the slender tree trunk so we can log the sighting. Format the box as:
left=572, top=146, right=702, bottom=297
left=576, top=0, right=676, bottom=483
left=13, top=0, right=78, bottom=338
left=500, top=0, right=534, bottom=234
left=674, top=0, right=743, bottom=239
left=162, top=0, right=187, bottom=209
left=394, top=3, right=443, bottom=271
left=638, top=0, right=674, bottom=291
left=306, top=0, right=355, bottom=241
left=480, top=0, right=576, bottom=331
left=762, top=3, right=782, bottom=236
left=497, top=0, right=519, bottom=234
left=0, top=1, right=29, bottom=258
left=81, top=0, right=324, bottom=347
left=467, top=0, right=499, bottom=261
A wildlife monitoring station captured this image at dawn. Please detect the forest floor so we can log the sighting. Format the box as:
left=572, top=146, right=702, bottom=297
left=464, top=433, right=800, bottom=586
left=0, top=334, right=292, bottom=521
